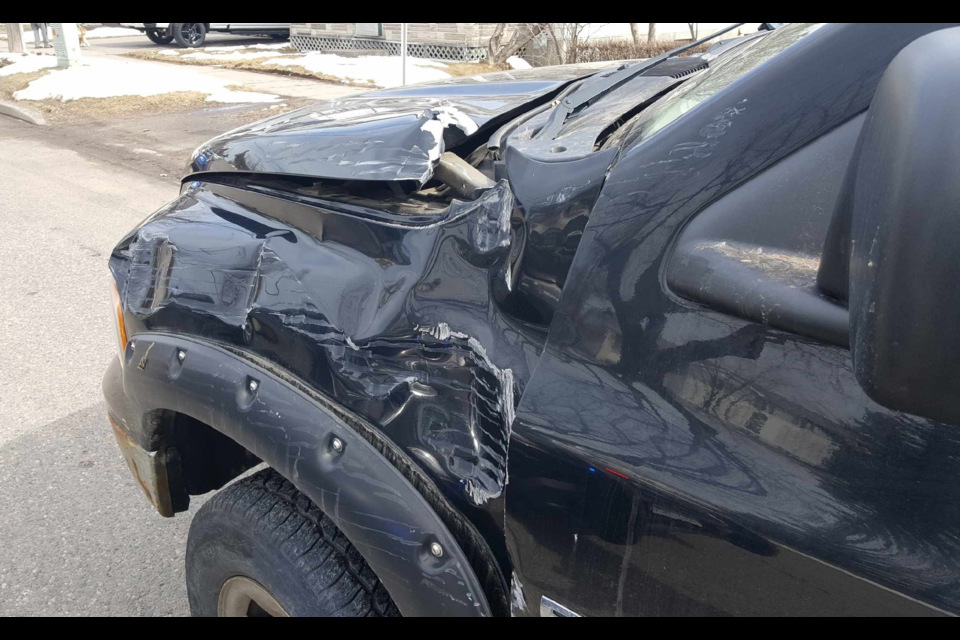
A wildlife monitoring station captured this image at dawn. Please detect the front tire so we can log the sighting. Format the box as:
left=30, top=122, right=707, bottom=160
left=186, top=468, right=401, bottom=617
left=171, top=22, right=207, bottom=48
left=145, top=28, right=174, bottom=45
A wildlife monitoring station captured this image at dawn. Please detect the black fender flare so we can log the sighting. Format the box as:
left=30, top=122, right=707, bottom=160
left=109, top=332, right=496, bottom=617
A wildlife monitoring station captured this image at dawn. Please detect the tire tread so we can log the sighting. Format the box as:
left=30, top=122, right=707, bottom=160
left=191, top=468, right=401, bottom=617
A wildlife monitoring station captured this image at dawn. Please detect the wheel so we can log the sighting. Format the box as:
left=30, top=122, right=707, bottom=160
left=186, top=468, right=401, bottom=617
left=145, top=28, right=174, bottom=45
left=171, top=22, right=207, bottom=48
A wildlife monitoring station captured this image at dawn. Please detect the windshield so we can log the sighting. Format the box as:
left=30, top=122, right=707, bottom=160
left=607, top=23, right=825, bottom=148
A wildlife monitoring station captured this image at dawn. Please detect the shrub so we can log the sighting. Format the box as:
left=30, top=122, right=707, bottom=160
left=571, top=38, right=709, bottom=64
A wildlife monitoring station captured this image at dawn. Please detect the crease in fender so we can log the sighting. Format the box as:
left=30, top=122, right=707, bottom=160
left=111, top=180, right=522, bottom=616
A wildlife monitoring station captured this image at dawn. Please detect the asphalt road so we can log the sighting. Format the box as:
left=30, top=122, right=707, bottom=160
left=0, top=39, right=362, bottom=616
left=0, top=120, right=206, bottom=616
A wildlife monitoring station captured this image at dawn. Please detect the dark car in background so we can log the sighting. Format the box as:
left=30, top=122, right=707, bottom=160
left=118, top=22, right=290, bottom=47
left=103, top=23, right=960, bottom=616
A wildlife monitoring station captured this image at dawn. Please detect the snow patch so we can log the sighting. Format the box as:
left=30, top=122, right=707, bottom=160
left=264, top=52, right=452, bottom=88
left=506, top=56, right=532, bottom=70
left=0, top=53, right=57, bottom=77
left=11, top=57, right=279, bottom=104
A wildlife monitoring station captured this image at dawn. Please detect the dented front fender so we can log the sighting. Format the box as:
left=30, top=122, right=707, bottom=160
left=109, top=179, right=543, bottom=613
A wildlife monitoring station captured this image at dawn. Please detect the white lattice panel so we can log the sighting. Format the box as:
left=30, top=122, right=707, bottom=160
left=292, top=35, right=488, bottom=62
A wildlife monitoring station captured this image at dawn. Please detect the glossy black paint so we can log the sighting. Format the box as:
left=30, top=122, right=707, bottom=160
left=106, top=23, right=960, bottom=617
left=110, top=178, right=534, bottom=610
left=506, top=23, right=960, bottom=616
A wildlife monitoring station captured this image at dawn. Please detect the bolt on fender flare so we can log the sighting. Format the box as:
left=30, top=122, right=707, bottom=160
left=108, top=332, right=497, bottom=617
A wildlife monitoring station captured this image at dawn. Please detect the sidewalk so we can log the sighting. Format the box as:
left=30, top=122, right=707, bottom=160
left=1, top=49, right=366, bottom=128
left=81, top=45, right=365, bottom=102
left=0, top=49, right=366, bottom=181
left=2, top=39, right=365, bottom=104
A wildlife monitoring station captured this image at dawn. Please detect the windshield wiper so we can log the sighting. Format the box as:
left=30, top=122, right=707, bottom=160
left=536, top=22, right=746, bottom=140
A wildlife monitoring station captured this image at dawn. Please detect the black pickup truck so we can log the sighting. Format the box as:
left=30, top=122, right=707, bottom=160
left=103, top=23, right=960, bottom=617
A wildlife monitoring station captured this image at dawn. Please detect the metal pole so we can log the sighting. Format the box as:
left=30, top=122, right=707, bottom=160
left=401, top=23, right=408, bottom=86
left=4, top=23, right=26, bottom=53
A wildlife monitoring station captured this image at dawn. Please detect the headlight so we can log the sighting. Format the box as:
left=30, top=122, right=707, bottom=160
left=111, top=282, right=129, bottom=358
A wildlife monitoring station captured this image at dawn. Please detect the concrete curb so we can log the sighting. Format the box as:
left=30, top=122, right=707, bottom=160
left=0, top=99, right=46, bottom=126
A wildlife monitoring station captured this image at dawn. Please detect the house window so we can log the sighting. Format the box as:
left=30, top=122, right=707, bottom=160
left=356, top=23, right=382, bottom=37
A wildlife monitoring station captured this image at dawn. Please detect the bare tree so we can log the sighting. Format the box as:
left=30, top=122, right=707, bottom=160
left=543, top=23, right=565, bottom=64
left=629, top=23, right=640, bottom=46
left=687, top=23, right=699, bottom=40
left=543, top=23, right=591, bottom=64
left=4, top=23, right=26, bottom=53
left=487, top=23, right=508, bottom=62
left=487, top=23, right=549, bottom=65
left=647, top=23, right=657, bottom=42
left=567, top=24, right=580, bottom=64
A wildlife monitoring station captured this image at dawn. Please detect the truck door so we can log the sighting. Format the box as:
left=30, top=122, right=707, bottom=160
left=505, top=23, right=960, bottom=617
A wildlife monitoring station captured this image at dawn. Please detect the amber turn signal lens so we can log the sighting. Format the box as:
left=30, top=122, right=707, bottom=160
left=112, top=283, right=128, bottom=357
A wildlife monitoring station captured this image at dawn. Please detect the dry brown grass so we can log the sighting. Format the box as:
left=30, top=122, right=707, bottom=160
left=0, top=68, right=220, bottom=124
left=125, top=50, right=376, bottom=87
left=41, top=92, right=214, bottom=124
left=0, top=64, right=288, bottom=124
left=127, top=50, right=511, bottom=86
left=265, top=62, right=373, bottom=87
left=571, top=39, right=709, bottom=64
left=0, top=69, right=47, bottom=101
left=442, top=62, right=509, bottom=77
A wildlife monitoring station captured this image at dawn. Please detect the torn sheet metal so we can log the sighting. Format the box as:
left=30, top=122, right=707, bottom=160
left=185, top=64, right=617, bottom=184
left=511, top=572, right=527, bottom=615
left=111, top=179, right=534, bottom=568
left=194, top=106, right=475, bottom=186
left=415, top=322, right=517, bottom=506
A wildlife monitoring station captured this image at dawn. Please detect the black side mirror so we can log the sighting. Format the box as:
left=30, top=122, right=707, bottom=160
left=832, top=27, right=960, bottom=424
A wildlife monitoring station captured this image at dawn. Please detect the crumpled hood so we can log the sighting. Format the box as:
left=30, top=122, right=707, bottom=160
left=187, top=63, right=617, bottom=184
